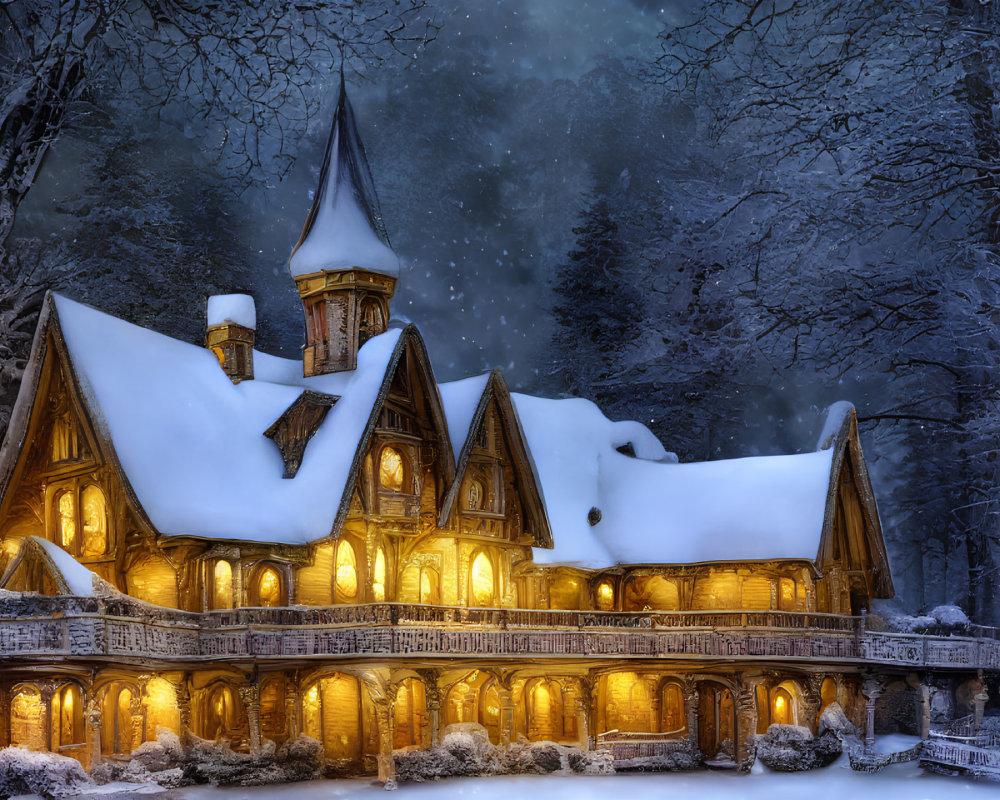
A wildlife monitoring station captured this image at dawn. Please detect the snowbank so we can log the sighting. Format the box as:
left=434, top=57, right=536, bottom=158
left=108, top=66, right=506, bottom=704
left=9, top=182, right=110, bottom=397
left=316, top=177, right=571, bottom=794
left=0, top=746, right=93, bottom=799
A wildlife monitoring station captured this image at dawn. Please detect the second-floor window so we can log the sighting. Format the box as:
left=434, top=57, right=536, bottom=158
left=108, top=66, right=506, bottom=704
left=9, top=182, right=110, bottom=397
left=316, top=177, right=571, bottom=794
left=53, top=484, right=108, bottom=558
left=379, top=446, right=406, bottom=492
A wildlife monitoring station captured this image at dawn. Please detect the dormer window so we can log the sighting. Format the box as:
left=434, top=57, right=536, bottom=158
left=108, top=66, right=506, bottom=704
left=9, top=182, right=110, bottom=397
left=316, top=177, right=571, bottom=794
left=52, top=484, right=109, bottom=558
left=379, top=446, right=405, bottom=492
left=81, top=486, right=107, bottom=557
left=51, top=417, right=79, bottom=463
left=468, top=480, right=484, bottom=510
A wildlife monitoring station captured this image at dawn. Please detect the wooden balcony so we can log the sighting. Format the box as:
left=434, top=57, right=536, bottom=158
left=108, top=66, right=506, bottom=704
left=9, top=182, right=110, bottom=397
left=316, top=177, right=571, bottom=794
left=0, top=595, right=997, bottom=670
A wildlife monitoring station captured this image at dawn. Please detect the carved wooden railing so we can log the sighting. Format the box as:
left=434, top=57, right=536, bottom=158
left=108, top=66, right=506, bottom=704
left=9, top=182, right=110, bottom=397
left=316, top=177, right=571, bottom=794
left=0, top=595, right=998, bottom=669
left=596, top=729, right=691, bottom=761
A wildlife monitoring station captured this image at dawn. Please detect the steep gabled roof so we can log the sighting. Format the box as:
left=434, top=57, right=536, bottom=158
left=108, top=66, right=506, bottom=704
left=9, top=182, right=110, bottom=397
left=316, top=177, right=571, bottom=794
left=437, top=370, right=551, bottom=547
left=288, top=76, right=399, bottom=278
left=0, top=293, right=432, bottom=545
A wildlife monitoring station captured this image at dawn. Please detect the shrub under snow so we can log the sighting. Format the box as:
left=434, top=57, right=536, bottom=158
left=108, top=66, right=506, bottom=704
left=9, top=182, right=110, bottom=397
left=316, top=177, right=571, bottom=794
left=90, top=728, right=323, bottom=788
left=393, top=723, right=613, bottom=783
left=0, top=747, right=93, bottom=799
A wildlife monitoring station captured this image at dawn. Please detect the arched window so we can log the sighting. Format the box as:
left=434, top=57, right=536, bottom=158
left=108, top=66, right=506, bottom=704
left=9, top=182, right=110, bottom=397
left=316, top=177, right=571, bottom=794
left=373, top=547, right=387, bottom=602
left=379, top=447, right=405, bottom=492
left=51, top=418, right=78, bottom=463
left=359, top=298, right=386, bottom=345
left=213, top=560, right=233, bottom=609
left=468, top=480, right=484, bottom=510
left=596, top=580, right=615, bottom=611
left=779, top=578, right=797, bottom=611
left=57, top=491, right=76, bottom=551
left=256, top=566, right=282, bottom=607
left=81, top=485, right=107, bottom=557
left=205, top=684, right=240, bottom=741
left=420, top=567, right=440, bottom=604
left=470, top=552, right=495, bottom=606
left=335, top=540, right=358, bottom=600
left=772, top=687, right=794, bottom=726
left=115, top=687, right=134, bottom=754
left=10, top=687, right=44, bottom=750
left=55, top=683, right=84, bottom=747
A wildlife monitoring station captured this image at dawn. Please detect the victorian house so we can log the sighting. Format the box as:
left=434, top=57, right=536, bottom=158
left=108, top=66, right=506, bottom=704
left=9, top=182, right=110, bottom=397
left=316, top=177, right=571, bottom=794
left=0, top=81, right=990, bottom=784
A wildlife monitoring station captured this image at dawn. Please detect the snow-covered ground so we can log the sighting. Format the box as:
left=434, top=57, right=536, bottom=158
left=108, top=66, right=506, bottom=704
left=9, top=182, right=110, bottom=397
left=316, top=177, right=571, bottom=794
left=165, top=757, right=995, bottom=800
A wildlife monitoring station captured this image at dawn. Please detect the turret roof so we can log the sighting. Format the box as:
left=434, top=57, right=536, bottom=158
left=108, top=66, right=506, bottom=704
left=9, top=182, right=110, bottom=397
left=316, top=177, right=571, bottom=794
left=288, top=76, right=400, bottom=279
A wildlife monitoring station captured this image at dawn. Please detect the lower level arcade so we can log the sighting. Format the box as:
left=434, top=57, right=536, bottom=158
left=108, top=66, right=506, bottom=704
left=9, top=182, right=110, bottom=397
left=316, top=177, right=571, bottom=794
left=0, top=664, right=877, bottom=773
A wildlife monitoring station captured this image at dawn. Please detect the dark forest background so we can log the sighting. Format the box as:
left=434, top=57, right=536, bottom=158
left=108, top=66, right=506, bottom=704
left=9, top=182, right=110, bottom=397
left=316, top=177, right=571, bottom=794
left=2, top=0, right=999, bottom=623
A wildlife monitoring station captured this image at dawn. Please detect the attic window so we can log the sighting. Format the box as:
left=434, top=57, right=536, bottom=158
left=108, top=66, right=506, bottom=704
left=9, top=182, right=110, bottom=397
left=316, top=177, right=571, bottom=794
left=587, top=507, right=602, bottom=526
left=263, top=390, right=339, bottom=479
left=379, top=447, right=405, bottom=492
left=616, top=442, right=636, bottom=458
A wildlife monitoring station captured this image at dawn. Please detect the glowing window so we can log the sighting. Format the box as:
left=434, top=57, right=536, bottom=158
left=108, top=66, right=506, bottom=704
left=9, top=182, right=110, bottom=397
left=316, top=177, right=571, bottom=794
left=596, top=581, right=614, bottom=611
left=81, top=485, right=107, bottom=557
left=779, top=578, right=796, bottom=611
left=373, top=548, right=387, bottom=602
left=335, top=540, right=358, bottom=599
left=213, top=560, right=233, bottom=609
left=379, top=447, right=405, bottom=491
left=57, top=684, right=84, bottom=746
left=470, top=552, right=494, bottom=606
left=257, top=567, right=281, bottom=607
left=57, top=491, right=76, bottom=551
left=772, top=688, right=793, bottom=726
left=468, top=480, right=484, bottom=510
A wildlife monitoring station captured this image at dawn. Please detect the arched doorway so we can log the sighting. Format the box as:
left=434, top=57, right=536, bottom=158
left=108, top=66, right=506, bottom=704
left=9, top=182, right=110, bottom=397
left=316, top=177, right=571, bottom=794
left=525, top=679, right=564, bottom=742
left=101, top=683, right=138, bottom=755
left=303, top=673, right=373, bottom=765
left=203, top=684, right=246, bottom=745
left=52, top=683, right=85, bottom=753
left=393, top=678, right=428, bottom=749
left=444, top=672, right=502, bottom=745
left=469, top=551, right=496, bottom=606
left=771, top=687, right=794, bottom=726
left=697, top=682, right=735, bottom=762
left=9, top=686, right=44, bottom=750
left=659, top=681, right=687, bottom=736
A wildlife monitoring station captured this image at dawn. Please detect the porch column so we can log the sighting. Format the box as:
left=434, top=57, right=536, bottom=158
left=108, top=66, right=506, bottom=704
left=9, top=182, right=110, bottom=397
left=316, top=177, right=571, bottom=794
left=0, top=684, right=10, bottom=748
left=735, top=678, right=760, bottom=773
left=285, top=676, right=302, bottom=740
left=133, top=675, right=150, bottom=748
left=917, top=682, right=931, bottom=739
left=974, top=689, right=989, bottom=732
left=682, top=678, right=699, bottom=753
left=38, top=684, right=55, bottom=752
left=801, top=675, right=823, bottom=733
left=176, top=678, right=192, bottom=740
left=426, top=685, right=442, bottom=748
left=85, top=691, right=102, bottom=769
left=862, top=679, right=882, bottom=754
left=239, top=682, right=262, bottom=755
left=498, top=687, right=515, bottom=750
left=575, top=695, right=590, bottom=750
left=374, top=697, right=397, bottom=788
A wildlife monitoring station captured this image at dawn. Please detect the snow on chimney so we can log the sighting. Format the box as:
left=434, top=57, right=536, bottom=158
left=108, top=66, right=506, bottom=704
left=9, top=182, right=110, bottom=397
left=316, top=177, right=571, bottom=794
left=206, top=294, right=255, bottom=383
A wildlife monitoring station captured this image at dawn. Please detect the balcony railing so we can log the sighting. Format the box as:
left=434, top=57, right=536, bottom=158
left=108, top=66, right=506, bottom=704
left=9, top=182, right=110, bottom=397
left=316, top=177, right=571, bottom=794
left=0, top=595, right=997, bottom=669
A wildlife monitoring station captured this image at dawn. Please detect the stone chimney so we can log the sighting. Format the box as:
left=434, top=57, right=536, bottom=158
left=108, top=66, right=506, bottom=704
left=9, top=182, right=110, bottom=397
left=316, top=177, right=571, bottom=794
left=206, top=294, right=255, bottom=383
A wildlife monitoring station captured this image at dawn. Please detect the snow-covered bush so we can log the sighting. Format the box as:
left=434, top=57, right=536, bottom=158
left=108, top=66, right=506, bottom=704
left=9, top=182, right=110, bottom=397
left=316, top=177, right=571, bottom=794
left=754, top=724, right=841, bottom=772
left=876, top=603, right=972, bottom=636
left=393, top=723, right=613, bottom=782
left=0, top=747, right=93, bottom=799
left=90, top=728, right=322, bottom=788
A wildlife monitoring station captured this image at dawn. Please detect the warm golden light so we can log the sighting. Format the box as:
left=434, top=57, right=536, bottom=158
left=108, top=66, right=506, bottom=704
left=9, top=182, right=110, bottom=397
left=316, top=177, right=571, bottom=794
left=81, top=485, right=107, bottom=556
left=470, top=552, right=494, bottom=606
left=335, top=541, right=358, bottom=598
left=373, top=548, right=387, bottom=602
left=468, top=480, right=484, bottom=510
left=772, top=688, right=793, bottom=725
left=213, top=560, right=233, bottom=609
left=58, top=491, right=76, bottom=551
left=379, top=447, right=405, bottom=491
left=597, top=581, right=614, bottom=611
left=145, top=678, right=179, bottom=736
left=258, top=567, right=281, bottom=606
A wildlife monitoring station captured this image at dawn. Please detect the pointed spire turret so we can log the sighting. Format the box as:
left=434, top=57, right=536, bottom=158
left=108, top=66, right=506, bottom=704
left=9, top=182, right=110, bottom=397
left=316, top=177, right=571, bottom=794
left=290, top=77, right=398, bottom=376
left=289, top=75, right=399, bottom=278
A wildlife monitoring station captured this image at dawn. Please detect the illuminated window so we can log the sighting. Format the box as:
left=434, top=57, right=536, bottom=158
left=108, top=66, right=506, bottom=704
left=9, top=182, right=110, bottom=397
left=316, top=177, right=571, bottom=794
left=772, top=688, right=793, bottom=726
left=81, top=485, right=107, bottom=556
left=596, top=581, right=614, bottom=611
left=470, top=552, right=494, bottom=606
left=779, top=578, right=796, bottom=611
left=468, top=480, right=484, bottom=510
left=373, top=548, right=387, bottom=602
left=257, top=566, right=281, bottom=607
left=379, top=447, right=405, bottom=492
left=359, top=298, right=385, bottom=345
left=55, top=683, right=84, bottom=747
left=335, top=540, right=358, bottom=599
left=51, top=418, right=78, bottom=462
left=213, top=560, right=233, bottom=609
left=57, top=491, right=76, bottom=552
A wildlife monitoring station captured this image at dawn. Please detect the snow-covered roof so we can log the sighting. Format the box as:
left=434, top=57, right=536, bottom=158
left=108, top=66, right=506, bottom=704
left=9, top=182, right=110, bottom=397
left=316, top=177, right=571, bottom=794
left=438, top=373, right=492, bottom=464
left=52, top=294, right=402, bottom=544
left=31, top=536, right=99, bottom=595
left=207, top=294, right=256, bottom=329
left=288, top=79, right=400, bottom=279
left=508, top=393, right=835, bottom=569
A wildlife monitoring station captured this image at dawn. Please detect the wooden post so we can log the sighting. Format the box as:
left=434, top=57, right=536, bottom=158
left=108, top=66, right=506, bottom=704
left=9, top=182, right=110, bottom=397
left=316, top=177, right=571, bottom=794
left=374, top=697, right=396, bottom=788
left=862, top=679, right=882, bottom=754
left=285, top=676, right=302, bottom=740
left=0, top=683, right=10, bottom=748
left=498, top=687, right=515, bottom=750
left=85, top=691, right=102, bottom=769
left=176, top=678, right=192, bottom=740
left=683, top=678, right=699, bottom=755
left=239, top=683, right=262, bottom=755
left=735, top=679, right=759, bottom=773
